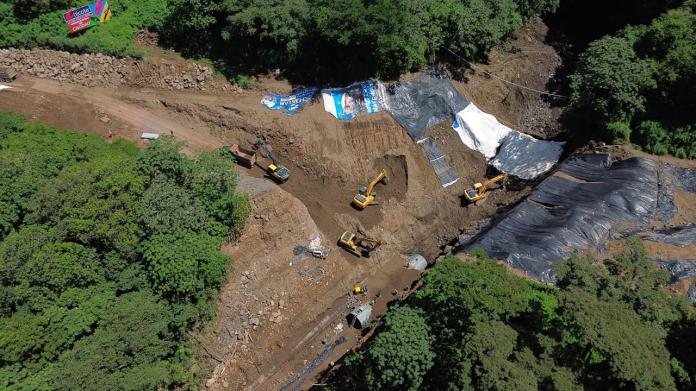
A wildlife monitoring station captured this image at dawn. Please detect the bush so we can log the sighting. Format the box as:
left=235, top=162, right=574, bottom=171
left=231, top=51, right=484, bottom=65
left=0, top=112, right=248, bottom=390
left=570, top=4, right=696, bottom=158
left=605, top=121, right=632, bottom=143
left=1, top=0, right=170, bottom=58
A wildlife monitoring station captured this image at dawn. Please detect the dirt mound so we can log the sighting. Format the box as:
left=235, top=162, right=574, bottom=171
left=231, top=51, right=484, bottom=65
left=0, top=48, right=236, bottom=92
left=372, top=155, right=408, bottom=202
left=453, top=17, right=566, bottom=139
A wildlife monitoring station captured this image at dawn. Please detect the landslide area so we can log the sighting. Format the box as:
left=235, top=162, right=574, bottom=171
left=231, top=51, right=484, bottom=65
left=0, top=16, right=565, bottom=390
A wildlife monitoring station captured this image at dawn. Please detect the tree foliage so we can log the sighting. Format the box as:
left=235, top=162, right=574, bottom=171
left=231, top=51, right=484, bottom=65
left=162, top=0, right=559, bottom=81
left=569, top=3, right=696, bottom=159
left=0, top=0, right=170, bottom=58
left=0, top=112, right=250, bottom=390
left=327, top=239, right=696, bottom=390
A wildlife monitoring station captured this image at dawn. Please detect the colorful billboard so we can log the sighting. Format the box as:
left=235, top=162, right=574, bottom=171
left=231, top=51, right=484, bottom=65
left=260, top=87, right=318, bottom=115
left=64, top=1, right=112, bottom=34
left=321, top=81, right=385, bottom=120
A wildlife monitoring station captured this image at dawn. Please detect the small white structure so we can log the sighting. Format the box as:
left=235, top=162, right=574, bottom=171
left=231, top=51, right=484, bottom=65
left=347, top=304, right=372, bottom=329
left=407, top=254, right=428, bottom=271
left=0, top=85, right=12, bottom=91
left=141, top=132, right=160, bottom=141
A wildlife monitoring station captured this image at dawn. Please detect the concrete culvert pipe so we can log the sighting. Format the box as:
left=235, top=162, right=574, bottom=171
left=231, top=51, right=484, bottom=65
left=407, top=254, right=428, bottom=271
left=347, top=304, right=372, bottom=329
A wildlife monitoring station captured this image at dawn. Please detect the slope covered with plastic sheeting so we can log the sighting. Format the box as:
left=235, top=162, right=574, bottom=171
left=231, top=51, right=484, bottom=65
left=453, top=103, right=565, bottom=180
left=383, top=71, right=469, bottom=142
left=460, top=154, right=659, bottom=283
left=490, top=132, right=565, bottom=180
left=622, top=225, right=696, bottom=247
left=417, top=138, right=460, bottom=187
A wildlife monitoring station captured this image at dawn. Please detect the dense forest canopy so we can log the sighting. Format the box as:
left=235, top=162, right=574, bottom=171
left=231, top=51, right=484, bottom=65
left=325, top=241, right=696, bottom=390
left=0, top=112, right=250, bottom=390
left=569, top=0, right=696, bottom=158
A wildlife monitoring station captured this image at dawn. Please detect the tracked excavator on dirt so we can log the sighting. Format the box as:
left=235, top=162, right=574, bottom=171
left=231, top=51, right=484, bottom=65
left=338, top=230, right=382, bottom=257
left=352, top=168, right=387, bottom=209
left=464, top=173, right=508, bottom=203
left=255, top=139, right=290, bottom=183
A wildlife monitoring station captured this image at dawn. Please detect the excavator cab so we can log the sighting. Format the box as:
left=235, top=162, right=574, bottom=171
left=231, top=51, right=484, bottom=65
left=338, top=230, right=382, bottom=257
left=255, top=139, right=291, bottom=183
left=268, top=163, right=290, bottom=183
left=352, top=169, right=387, bottom=209
left=464, top=174, right=508, bottom=203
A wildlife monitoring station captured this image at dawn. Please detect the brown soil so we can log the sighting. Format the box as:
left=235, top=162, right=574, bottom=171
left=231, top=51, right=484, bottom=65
left=669, top=191, right=696, bottom=227
left=453, top=17, right=566, bottom=139
left=607, top=239, right=696, bottom=262
left=0, top=17, right=575, bottom=391
left=372, top=155, right=408, bottom=202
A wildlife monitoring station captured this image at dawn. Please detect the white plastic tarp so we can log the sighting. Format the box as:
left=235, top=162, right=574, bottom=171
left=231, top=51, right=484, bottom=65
left=0, top=85, right=12, bottom=91
left=453, top=103, right=564, bottom=180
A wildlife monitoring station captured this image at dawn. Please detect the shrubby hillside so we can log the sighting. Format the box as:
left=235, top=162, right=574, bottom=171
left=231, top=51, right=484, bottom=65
left=569, top=0, right=696, bottom=158
left=0, top=112, right=250, bottom=390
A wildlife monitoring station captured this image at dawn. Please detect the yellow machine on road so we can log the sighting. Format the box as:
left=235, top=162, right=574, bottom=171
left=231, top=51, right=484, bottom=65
left=338, top=231, right=382, bottom=257
left=352, top=168, right=387, bottom=209
left=255, top=139, right=290, bottom=183
left=464, top=173, right=508, bottom=203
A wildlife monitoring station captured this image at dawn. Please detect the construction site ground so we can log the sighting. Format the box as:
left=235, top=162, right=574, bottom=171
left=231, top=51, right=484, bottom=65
left=7, top=17, right=690, bottom=390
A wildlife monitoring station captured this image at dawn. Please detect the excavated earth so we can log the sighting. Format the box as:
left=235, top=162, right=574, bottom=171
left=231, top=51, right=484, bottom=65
left=0, top=17, right=632, bottom=391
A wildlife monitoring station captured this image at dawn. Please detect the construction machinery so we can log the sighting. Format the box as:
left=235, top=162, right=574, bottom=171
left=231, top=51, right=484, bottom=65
left=228, top=143, right=257, bottom=168
left=0, top=68, right=17, bottom=83
left=352, top=168, right=387, bottom=209
left=464, top=173, right=508, bottom=203
left=255, top=140, right=290, bottom=183
left=338, top=231, right=382, bottom=257
left=353, top=286, right=367, bottom=295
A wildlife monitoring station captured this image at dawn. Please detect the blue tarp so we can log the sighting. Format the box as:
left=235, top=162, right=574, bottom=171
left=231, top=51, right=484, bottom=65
left=260, top=87, right=318, bottom=115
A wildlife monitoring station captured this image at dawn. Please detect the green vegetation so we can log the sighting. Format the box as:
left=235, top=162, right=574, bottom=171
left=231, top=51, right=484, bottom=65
left=1, top=0, right=559, bottom=80
left=326, top=239, right=696, bottom=390
left=569, top=1, right=696, bottom=158
left=163, top=0, right=559, bottom=81
left=0, top=112, right=250, bottom=390
left=0, top=0, right=169, bottom=58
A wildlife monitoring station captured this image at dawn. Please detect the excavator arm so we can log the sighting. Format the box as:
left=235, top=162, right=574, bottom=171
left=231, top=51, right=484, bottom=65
left=365, top=169, right=387, bottom=196
left=478, top=174, right=508, bottom=196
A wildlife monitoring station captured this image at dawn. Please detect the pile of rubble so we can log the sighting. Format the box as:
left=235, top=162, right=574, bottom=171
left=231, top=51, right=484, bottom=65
left=0, top=48, right=238, bottom=92
left=0, top=48, right=128, bottom=87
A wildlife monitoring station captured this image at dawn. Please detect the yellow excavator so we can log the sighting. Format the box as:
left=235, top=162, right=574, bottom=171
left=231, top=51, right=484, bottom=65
left=255, top=139, right=290, bottom=183
left=464, top=173, right=508, bottom=203
left=352, top=168, right=387, bottom=209
left=338, top=231, right=382, bottom=257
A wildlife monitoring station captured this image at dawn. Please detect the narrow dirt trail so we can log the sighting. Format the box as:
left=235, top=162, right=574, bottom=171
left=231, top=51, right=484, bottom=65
left=24, top=77, right=222, bottom=150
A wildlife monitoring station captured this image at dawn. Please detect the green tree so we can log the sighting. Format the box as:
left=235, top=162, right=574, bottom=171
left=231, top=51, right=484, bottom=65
left=142, top=233, right=228, bottom=300
left=570, top=36, right=657, bottom=129
left=344, top=306, right=434, bottom=390
left=459, top=321, right=537, bottom=391
left=222, top=0, right=311, bottom=67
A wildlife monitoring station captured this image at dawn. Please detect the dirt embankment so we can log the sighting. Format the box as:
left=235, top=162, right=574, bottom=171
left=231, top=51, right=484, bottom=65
left=454, top=17, right=566, bottom=139
left=0, top=48, right=237, bottom=92
left=0, top=16, right=570, bottom=391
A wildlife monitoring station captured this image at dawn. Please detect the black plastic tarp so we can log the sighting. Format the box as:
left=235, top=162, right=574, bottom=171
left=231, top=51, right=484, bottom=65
left=459, top=154, right=659, bottom=283
left=622, top=225, right=696, bottom=247
left=384, top=70, right=470, bottom=142
left=658, top=260, right=696, bottom=283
